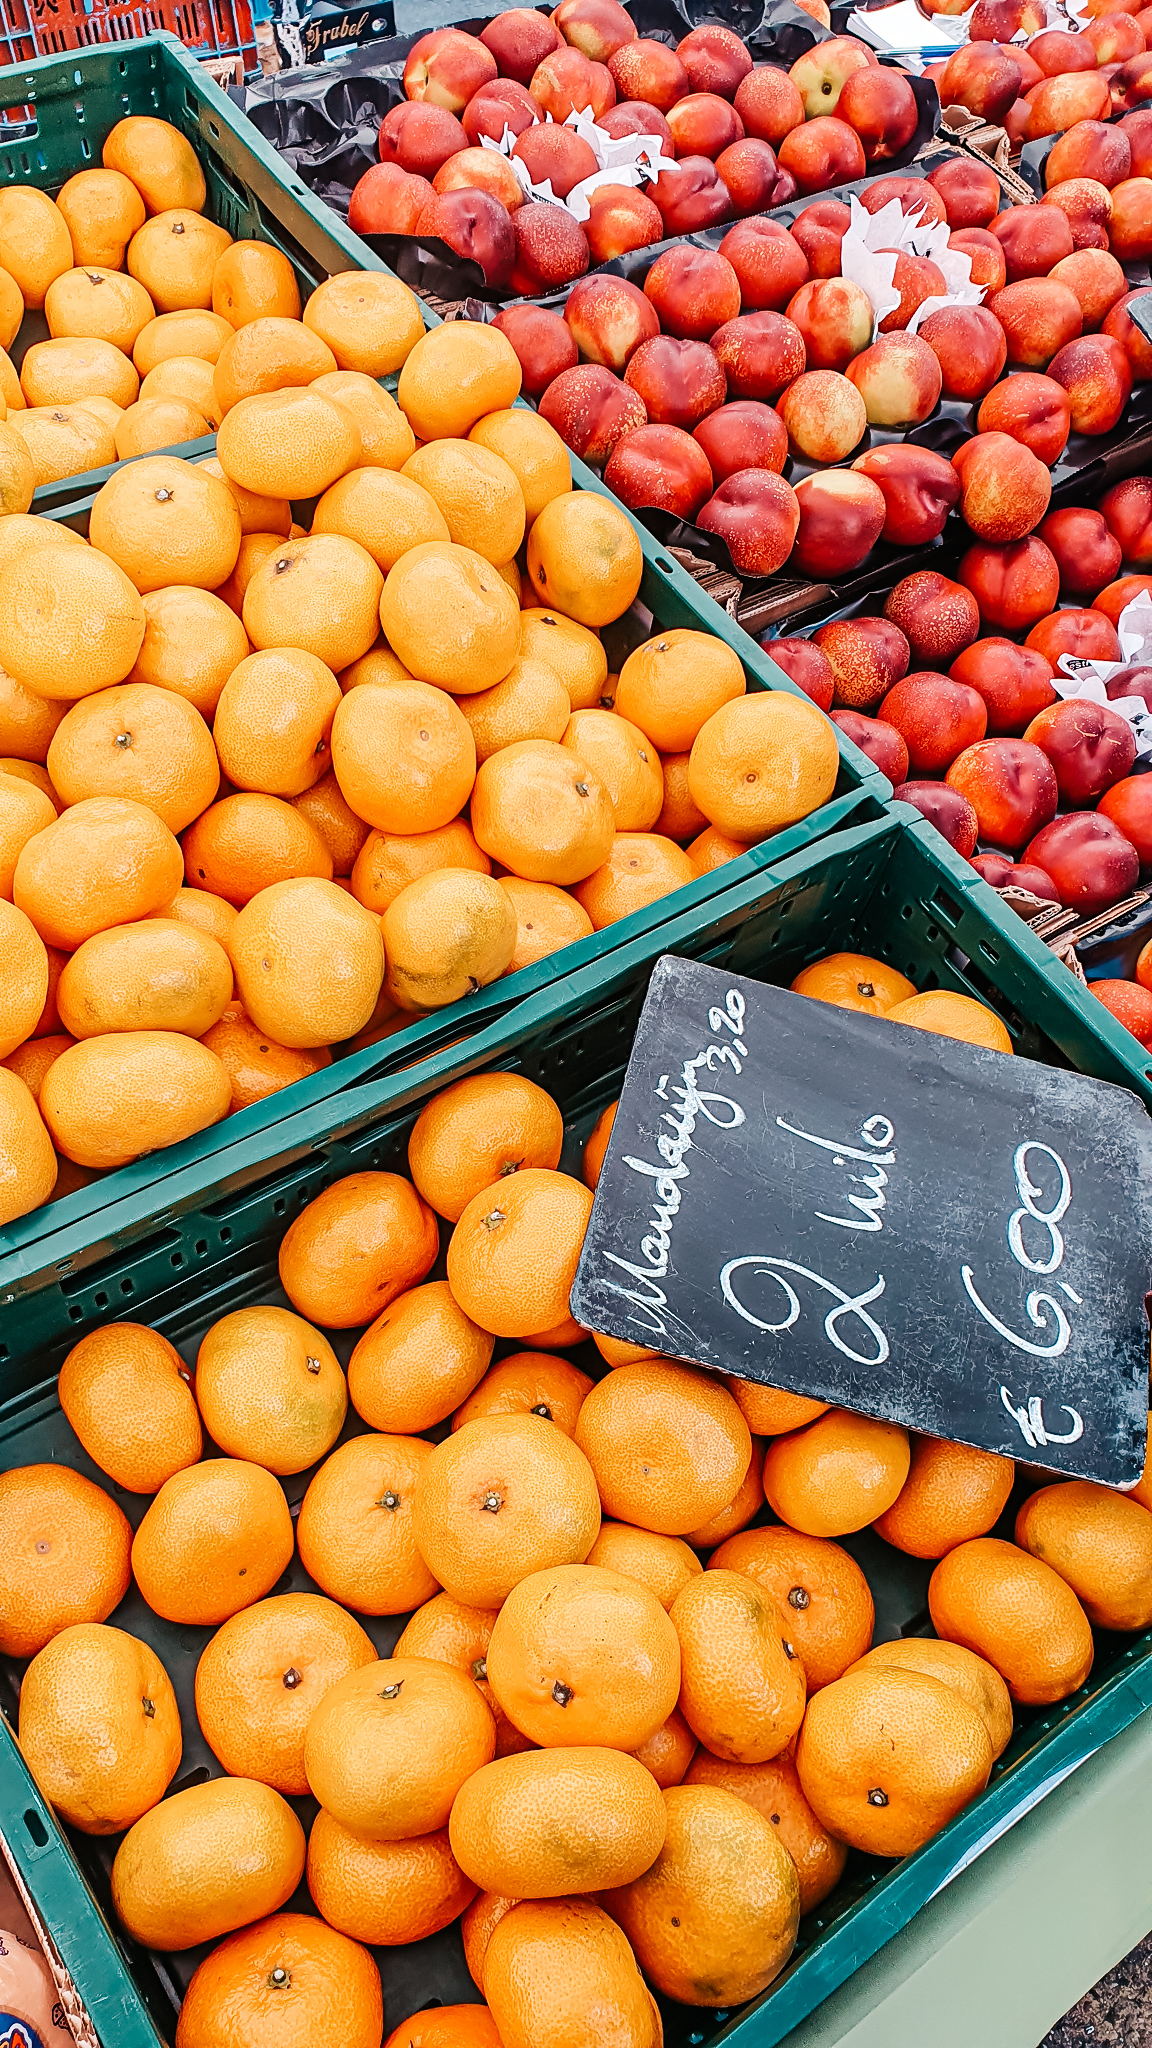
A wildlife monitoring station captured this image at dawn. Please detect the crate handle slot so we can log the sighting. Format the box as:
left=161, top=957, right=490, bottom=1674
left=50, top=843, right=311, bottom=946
left=22, top=1808, right=48, bottom=1849
left=930, top=887, right=963, bottom=925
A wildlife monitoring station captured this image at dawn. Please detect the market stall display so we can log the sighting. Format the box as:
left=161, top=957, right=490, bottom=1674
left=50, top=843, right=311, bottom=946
left=2, top=810, right=1152, bottom=2048
left=0, top=14, right=1150, bottom=2048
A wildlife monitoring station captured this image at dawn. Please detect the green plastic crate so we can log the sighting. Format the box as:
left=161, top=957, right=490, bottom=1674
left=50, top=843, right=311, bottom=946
left=2, top=805, right=1151, bottom=2048
left=0, top=445, right=891, bottom=1305
left=0, top=32, right=400, bottom=505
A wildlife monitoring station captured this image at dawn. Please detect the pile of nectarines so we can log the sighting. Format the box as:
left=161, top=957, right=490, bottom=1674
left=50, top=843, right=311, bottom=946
left=476, top=160, right=1149, bottom=586
left=925, top=0, right=1152, bottom=152
left=346, top=14, right=922, bottom=295
left=767, top=475, right=1152, bottom=931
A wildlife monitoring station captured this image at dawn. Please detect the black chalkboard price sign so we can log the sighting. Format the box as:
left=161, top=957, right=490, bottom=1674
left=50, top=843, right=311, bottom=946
left=570, top=957, right=1152, bottom=1487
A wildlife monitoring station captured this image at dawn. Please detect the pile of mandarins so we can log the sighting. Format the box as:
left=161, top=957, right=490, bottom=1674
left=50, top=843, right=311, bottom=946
left=0, top=114, right=319, bottom=489
left=0, top=120, right=847, bottom=1228
left=4, top=1061, right=1152, bottom=2047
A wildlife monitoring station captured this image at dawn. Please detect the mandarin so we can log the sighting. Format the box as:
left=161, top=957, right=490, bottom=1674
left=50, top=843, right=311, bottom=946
left=708, top=1525, right=874, bottom=1690
left=213, top=648, right=340, bottom=799
left=127, top=211, right=231, bottom=315
left=450, top=1748, right=666, bottom=1898
left=279, top=1168, right=437, bottom=1327
left=114, top=394, right=211, bottom=457
left=18, top=1622, right=181, bottom=1835
left=307, top=1809, right=477, bottom=1946
left=526, top=492, right=643, bottom=629
left=304, top=1656, right=495, bottom=1842
left=796, top=1665, right=992, bottom=1856
left=103, top=116, right=207, bottom=214
left=1, top=1072, right=60, bottom=1225
left=671, top=1567, right=806, bottom=1764
left=56, top=169, right=146, bottom=268
left=886, top=988, right=1014, bottom=1052
left=763, top=1408, right=911, bottom=1538
left=212, top=241, right=301, bottom=327
left=58, top=1321, right=201, bottom=1493
left=331, top=678, right=476, bottom=834
left=348, top=1280, right=493, bottom=1432
left=211, top=314, right=335, bottom=413
left=0, top=896, right=48, bottom=1055
left=929, top=1535, right=1094, bottom=1703
left=574, top=832, right=695, bottom=928
left=471, top=738, right=616, bottom=885
left=111, top=1778, right=305, bottom=1952
left=230, top=875, right=384, bottom=1049
left=585, top=1521, right=703, bottom=1609
left=408, top=1071, right=564, bottom=1222
left=243, top=534, right=383, bottom=673
left=404, top=439, right=526, bottom=567
left=468, top=409, right=572, bottom=527
left=379, top=541, right=521, bottom=694
left=291, top=771, right=371, bottom=876
left=453, top=1351, right=593, bottom=1436
left=0, top=188, right=74, bottom=308
left=632, top=1705, right=697, bottom=1788
left=0, top=545, right=145, bottom=699
left=215, top=388, right=361, bottom=499
left=483, top=1897, right=659, bottom=2048
left=561, top=709, right=663, bottom=830
left=199, top=1004, right=331, bottom=1113
left=685, top=1750, right=848, bottom=1914
left=518, top=608, right=609, bottom=710
left=686, top=1439, right=766, bottom=1546
left=194, top=1592, right=374, bottom=1794
left=457, top=657, right=572, bottom=763
left=133, top=308, right=234, bottom=376
left=791, top=950, right=918, bottom=1016
left=385, top=2006, right=502, bottom=2048
left=304, top=271, right=424, bottom=378
left=504, top=877, right=594, bottom=971
left=194, top=1305, right=347, bottom=1476
left=689, top=690, right=839, bottom=839
left=47, top=683, right=219, bottom=833
left=385, top=869, right=517, bottom=1011
left=297, top=1431, right=439, bottom=1616
left=128, top=585, right=251, bottom=720
left=846, top=1638, right=1013, bottom=1759
left=725, top=1378, right=830, bottom=1434
left=575, top=1360, right=752, bottom=1537
left=176, top=1913, right=382, bottom=2048
left=0, top=1464, right=131, bottom=1658
left=131, top=1459, right=294, bottom=1626
left=313, top=468, right=446, bottom=573
left=487, top=1561, right=681, bottom=1750
left=607, top=1783, right=800, bottom=2005
left=446, top=1166, right=593, bottom=1339
left=411, top=1413, right=601, bottom=1608
left=396, top=322, right=522, bottom=442
left=874, top=1433, right=1015, bottom=1557
left=183, top=793, right=333, bottom=904
left=352, top=819, right=491, bottom=914
left=40, top=1032, right=231, bottom=1170
left=1015, top=1478, right=1152, bottom=1632
left=14, top=790, right=181, bottom=950
left=313, top=371, right=416, bottom=469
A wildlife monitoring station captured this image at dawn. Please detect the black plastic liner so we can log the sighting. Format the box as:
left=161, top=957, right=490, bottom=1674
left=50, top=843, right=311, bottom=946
left=244, top=0, right=938, bottom=305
